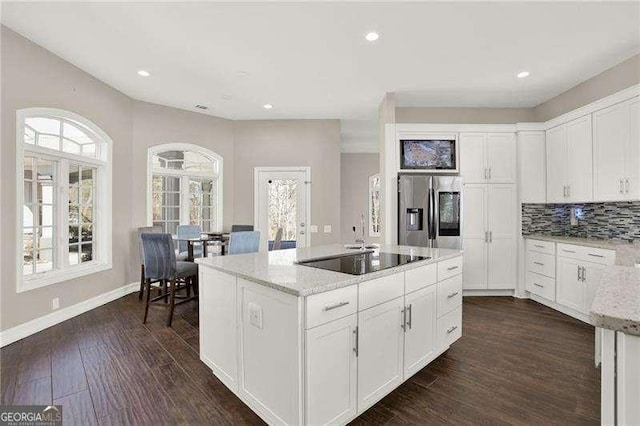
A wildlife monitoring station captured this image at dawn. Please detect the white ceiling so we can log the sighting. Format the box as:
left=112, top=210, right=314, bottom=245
left=1, top=1, right=639, bottom=121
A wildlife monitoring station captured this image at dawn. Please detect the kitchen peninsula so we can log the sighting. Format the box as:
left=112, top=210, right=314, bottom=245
left=195, top=245, right=463, bottom=425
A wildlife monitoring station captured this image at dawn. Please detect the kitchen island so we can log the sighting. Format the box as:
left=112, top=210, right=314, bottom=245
left=195, top=244, right=464, bottom=425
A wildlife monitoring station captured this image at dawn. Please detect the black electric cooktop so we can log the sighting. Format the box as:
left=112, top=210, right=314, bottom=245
left=297, top=251, right=429, bottom=275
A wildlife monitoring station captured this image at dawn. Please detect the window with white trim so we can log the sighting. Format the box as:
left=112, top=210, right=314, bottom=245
left=17, top=109, right=112, bottom=291
left=149, top=145, right=222, bottom=234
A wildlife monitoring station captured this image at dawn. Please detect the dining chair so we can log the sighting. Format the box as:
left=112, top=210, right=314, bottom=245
left=140, top=233, right=198, bottom=326
left=272, top=227, right=283, bottom=251
left=137, top=225, right=164, bottom=301
left=231, top=224, right=254, bottom=232
left=176, top=224, right=203, bottom=259
left=227, top=231, right=261, bottom=255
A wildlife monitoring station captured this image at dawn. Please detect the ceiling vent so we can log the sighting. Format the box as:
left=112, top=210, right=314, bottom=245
left=195, top=104, right=208, bottom=110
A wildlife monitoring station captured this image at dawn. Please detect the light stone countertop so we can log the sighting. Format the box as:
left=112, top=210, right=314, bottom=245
left=523, top=234, right=640, bottom=267
left=590, top=265, right=640, bottom=337
left=195, top=244, right=463, bottom=297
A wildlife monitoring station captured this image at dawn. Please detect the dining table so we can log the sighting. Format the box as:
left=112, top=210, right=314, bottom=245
left=176, top=233, right=230, bottom=262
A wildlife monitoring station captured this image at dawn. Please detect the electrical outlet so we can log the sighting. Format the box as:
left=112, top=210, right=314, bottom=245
left=309, top=225, right=318, bottom=234
left=248, top=302, right=263, bottom=329
left=52, top=298, right=60, bottom=310
left=323, top=225, right=332, bottom=234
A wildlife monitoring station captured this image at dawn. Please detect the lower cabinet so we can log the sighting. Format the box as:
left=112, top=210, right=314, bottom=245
left=557, top=256, right=607, bottom=315
left=403, top=285, right=438, bottom=378
left=305, top=314, right=358, bottom=426
left=357, top=297, right=405, bottom=414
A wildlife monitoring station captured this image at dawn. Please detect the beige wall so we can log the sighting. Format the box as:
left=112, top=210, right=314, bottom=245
left=534, top=54, right=640, bottom=122
left=1, top=26, right=134, bottom=330
left=395, top=107, right=535, bottom=124
left=341, top=153, right=380, bottom=244
left=233, top=120, right=342, bottom=246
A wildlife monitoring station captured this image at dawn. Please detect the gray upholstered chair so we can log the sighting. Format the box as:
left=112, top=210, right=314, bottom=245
left=272, top=227, right=283, bottom=251
left=140, top=233, right=198, bottom=326
left=176, top=224, right=203, bottom=259
left=137, top=225, right=163, bottom=300
left=231, top=224, right=254, bottom=232
left=227, top=231, right=261, bottom=255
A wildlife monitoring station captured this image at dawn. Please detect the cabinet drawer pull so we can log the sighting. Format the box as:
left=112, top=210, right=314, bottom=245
left=533, top=262, right=544, bottom=266
left=534, top=244, right=545, bottom=249
left=353, top=326, right=359, bottom=357
left=533, top=283, right=544, bottom=288
left=446, top=325, right=458, bottom=334
left=447, top=265, right=459, bottom=271
left=447, top=291, right=459, bottom=299
left=406, top=304, right=412, bottom=330
left=562, top=249, right=576, bottom=253
left=323, top=301, right=349, bottom=311
left=587, top=253, right=604, bottom=258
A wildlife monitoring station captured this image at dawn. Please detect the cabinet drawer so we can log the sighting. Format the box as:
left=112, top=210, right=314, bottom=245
left=437, top=274, right=462, bottom=318
left=359, top=272, right=404, bottom=311
left=437, top=306, right=462, bottom=349
left=437, top=256, right=463, bottom=281
left=526, top=239, right=556, bottom=255
left=306, top=285, right=358, bottom=329
left=526, top=272, right=556, bottom=301
left=557, top=243, right=615, bottom=265
left=405, top=263, right=437, bottom=294
left=527, top=251, right=556, bottom=278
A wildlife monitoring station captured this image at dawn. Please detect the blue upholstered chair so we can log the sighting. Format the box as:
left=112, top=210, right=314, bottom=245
left=231, top=224, right=254, bottom=232
left=176, top=225, right=203, bottom=259
left=137, top=225, right=163, bottom=300
left=140, top=233, right=199, bottom=326
left=227, top=231, right=261, bottom=255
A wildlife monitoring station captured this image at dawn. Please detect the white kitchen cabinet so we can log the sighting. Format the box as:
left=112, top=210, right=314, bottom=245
left=462, top=183, right=516, bottom=290
left=357, top=296, right=405, bottom=414
left=556, top=256, right=583, bottom=312
left=403, top=285, right=437, bottom=378
left=557, top=249, right=611, bottom=315
left=593, top=96, right=640, bottom=201
left=460, top=132, right=516, bottom=184
left=305, top=314, right=357, bottom=426
left=517, top=131, right=546, bottom=203
left=582, top=261, right=606, bottom=315
left=546, top=116, right=593, bottom=203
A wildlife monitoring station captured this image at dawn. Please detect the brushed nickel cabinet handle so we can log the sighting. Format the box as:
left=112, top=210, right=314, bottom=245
left=353, top=326, right=359, bottom=357
left=447, top=265, right=459, bottom=271
left=620, top=179, right=625, bottom=194
left=323, top=301, right=349, bottom=311
left=563, top=249, right=576, bottom=253
left=401, top=306, right=406, bottom=331
left=489, top=231, right=493, bottom=243
left=534, top=244, right=545, bottom=249
left=407, top=304, right=412, bottom=330
left=625, top=178, right=630, bottom=194
left=533, top=262, right=544, bottom=266
left=533, top=283, right=544, bottom=288
left=588, top=253, right=604, bottom=258
left=447, top=325, right=458, bottom=334
left=447, top=291, right=459, bottom=299
left=488, top=168, right=492, bottom=179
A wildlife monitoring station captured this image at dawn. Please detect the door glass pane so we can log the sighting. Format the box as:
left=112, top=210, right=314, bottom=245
left=35, top=249, right=54, bottom=273
left=268, top=179, right=298, bottom=247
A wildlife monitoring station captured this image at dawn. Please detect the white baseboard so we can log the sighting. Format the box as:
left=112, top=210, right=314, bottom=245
left=463, top=289, right=515, bottom=297
left=0, top=282, right=139, bottom=348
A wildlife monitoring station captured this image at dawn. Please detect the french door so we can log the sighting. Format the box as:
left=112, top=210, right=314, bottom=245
left=254, top=167, right=310, bottom=251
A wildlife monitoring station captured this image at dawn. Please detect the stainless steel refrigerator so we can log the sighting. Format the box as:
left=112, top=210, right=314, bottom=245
left=398, top=174, right=463, bottom=249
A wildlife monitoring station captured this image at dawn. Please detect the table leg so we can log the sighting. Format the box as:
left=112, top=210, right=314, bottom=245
left=188, top=242, right=194, bottom=262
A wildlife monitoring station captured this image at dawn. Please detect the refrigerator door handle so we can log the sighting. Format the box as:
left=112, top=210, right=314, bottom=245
left=428, top=187, right=436, bottom=244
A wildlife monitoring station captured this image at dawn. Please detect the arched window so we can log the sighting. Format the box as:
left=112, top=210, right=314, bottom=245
left=17, top=108, right=112, bottom=291
left=147, top=144, right=222, bottom=234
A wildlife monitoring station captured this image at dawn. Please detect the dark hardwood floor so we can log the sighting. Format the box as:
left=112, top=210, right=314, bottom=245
left=0, top=295, right=599, bottom=425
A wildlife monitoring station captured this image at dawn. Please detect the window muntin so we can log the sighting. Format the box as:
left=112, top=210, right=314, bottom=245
left=68, top=165, right=96, bottom=265
left=25, top=117, right=98, bottom=158
left=189, top=178, right=217, bottom=233
left=152, top=175, right=181, bottom=235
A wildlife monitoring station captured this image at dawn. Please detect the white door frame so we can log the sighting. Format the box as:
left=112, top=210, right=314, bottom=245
left=253, top=166, right=312, bottom=250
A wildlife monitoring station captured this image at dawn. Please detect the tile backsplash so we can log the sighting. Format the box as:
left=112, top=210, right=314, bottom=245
left=522, top=202, right=640, bottom=242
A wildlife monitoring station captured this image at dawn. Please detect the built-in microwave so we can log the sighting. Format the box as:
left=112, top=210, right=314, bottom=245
left=398, top=135, right=458, bottom=173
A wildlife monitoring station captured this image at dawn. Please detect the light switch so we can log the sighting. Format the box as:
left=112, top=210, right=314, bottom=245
left=323, top=225, right=332, bottom=234
left=310, top=225, right=319, bottom=233
left=248, top=302, right=263, bottom=329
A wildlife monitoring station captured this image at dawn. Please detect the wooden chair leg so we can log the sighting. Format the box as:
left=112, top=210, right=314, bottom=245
left=186, top=277, right=191, bottom=297
left=138, top=264, right=145, bottom=301
left=167, top=279, right=177, bottom=327
left=163, top=280, right=168, bottom=303
left=143, top=278, right=152, bottom=323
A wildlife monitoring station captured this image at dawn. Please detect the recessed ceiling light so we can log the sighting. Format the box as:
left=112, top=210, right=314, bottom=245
left=263, top=104, right=273, bottom=109
left=137, top=70, right=150, bottom=77
left=365, top=32, right=380, bottom=42
left=517, top=71, right=530, bottom=78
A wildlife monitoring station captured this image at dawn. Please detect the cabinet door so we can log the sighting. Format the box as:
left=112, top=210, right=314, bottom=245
left=404, top=285, right=437, bottom=378
left=487, top=238, right=517, bottom=290
left=486, top=133, right=516, bottom=183
left=582, top=261, right=606, bottom=314
left=487, top=185, right=516, bottom=240
left=357, top=297, right=405, bottom=414
left=199, top=268, right=238, bottom=391
left=546, top=124, right=568, bottom=203
left=556, top=257, right=583, bottom=312
left=566, top=115, right=593, bottom=202
left=617, top=332, right=640, bottom=426
left=459, top=133, right=486, bottom=183
left=518, top=131, right=546, bottom=203
left=593, top=103, right=628, bottom=201
left=306, top=314, right=357, bottom=426
left=462, top=184, right=487, bottom=289
left=627, top=98, right=639, bottom=200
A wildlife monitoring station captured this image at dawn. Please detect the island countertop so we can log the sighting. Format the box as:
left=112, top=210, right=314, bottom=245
left=195, top=244, right=463, bottom=297
left=590, top=265, right=640, bottom=337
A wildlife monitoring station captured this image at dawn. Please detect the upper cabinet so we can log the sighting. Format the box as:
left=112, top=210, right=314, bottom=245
left=593, top=97, right=640, bottom=201
left=460, top=133, right=516, bottom=184
left=517, top=131, right=546, bottom=203
left=546, top=115, right=593, bottom=203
